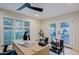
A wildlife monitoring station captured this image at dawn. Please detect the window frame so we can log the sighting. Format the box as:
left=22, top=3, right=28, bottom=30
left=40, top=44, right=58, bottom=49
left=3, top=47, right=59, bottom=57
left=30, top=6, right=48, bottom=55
left=3, top=17, right=30, bottom=45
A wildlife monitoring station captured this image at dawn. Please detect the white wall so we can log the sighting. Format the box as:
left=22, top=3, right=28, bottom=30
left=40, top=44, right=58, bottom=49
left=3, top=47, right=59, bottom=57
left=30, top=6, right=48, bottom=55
left=0, top=8, right=79, bottom=51
left=0, top=8, right=41, bottom=50
left=41, top=11, right=79, bottom=50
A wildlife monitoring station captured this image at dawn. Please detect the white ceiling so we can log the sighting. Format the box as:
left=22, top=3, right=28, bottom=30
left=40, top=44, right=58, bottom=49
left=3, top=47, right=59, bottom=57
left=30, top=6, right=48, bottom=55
left=0, top=3, right=79, bottom=19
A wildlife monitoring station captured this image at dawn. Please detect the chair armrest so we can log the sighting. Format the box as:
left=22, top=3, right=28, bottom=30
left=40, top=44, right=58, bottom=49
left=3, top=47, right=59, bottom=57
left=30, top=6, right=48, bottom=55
left=51, top=45, right=64, bottom=49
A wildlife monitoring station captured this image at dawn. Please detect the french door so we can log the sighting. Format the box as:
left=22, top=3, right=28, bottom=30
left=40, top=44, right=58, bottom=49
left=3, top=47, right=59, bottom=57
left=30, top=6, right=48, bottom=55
left=50, top=23, right=56, bottom=41
left=60, top=22, right=70, bottom=45
left=60, top=20, right=73, bottom=47
left=50, top=20, right=73, bottom=47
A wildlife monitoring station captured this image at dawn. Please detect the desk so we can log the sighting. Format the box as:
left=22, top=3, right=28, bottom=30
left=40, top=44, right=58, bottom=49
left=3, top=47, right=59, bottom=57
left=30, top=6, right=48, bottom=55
left=12, top=41, right=49, bottom=55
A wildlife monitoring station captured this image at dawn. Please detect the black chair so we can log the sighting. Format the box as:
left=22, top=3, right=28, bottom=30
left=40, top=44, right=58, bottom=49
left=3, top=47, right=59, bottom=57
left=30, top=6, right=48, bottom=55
left=3, top=45, right=8, bottom=52
left=0, top=49, right=17, bottom=55
left=23, top=31, right=30, bottom=40
left=38, top=37, right=48, bottom=46
left=45, top=37, right=48, bottom=44
left=50, top=40, right=64, bottom=55
left=0, top=44, right=17, bottom=55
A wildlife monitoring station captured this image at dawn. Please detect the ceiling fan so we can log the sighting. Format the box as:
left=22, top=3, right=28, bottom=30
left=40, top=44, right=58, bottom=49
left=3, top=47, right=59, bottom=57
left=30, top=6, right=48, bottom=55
left=17, top=3, right=43, bottom=12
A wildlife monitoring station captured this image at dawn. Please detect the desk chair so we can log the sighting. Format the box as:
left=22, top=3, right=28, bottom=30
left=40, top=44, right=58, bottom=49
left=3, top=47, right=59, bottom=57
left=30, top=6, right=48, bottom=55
left=0, top=49, right=17, bottom=55
left=3, top=45, right=8, bottom=52
left=45, top=37, right=48, bottom=44
left=50, top=40, right=64, bottom=55
left=38, top=37, right=48, bottom=46
left=0, top=44, right=17, bottom=55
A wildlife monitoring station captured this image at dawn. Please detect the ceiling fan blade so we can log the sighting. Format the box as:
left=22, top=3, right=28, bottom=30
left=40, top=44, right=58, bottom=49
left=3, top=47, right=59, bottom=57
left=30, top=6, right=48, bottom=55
left=17, top=3, right=31, bottom=10
left=17, top=3, right=43, bottom=12
left=29, top=6, right=43, bottom=12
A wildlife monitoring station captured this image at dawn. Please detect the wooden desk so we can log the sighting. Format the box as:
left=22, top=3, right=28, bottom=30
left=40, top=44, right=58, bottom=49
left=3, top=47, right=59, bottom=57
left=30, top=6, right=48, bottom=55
left=12, top=42, right=49, bottom=55
left=12, top=42, right=35, bottom=55
left=29, top=43, right=49, bottom=55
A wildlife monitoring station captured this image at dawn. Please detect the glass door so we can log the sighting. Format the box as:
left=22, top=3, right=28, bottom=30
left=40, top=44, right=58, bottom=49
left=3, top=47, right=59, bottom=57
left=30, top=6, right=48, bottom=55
left=61, top=22, right=70, bottom=45
left=50, top=23, right=56, bottom=41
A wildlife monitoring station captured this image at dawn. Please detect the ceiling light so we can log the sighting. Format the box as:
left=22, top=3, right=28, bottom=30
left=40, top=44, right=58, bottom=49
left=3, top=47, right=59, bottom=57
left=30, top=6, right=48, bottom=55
left=35, top=14, right=38, bottom=16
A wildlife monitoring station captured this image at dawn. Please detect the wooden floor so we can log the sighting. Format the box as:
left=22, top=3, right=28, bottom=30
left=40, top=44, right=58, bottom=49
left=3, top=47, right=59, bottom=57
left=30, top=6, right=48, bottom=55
left=49, top=47, right=79, bottom=55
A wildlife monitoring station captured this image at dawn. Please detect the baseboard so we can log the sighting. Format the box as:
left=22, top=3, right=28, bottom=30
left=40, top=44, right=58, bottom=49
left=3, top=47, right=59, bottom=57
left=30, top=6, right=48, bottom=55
left=72, top=48, right=79, bottom=52
left=64, top=45, right=79, bottom=52
left=64, top=44, right=73, bottom=49
left=65, top=46, right=72, bottom=49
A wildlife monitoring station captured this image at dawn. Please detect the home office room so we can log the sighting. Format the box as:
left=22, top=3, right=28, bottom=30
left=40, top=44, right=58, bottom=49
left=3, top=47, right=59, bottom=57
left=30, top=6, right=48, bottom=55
left=0, top=2, right=79, bottom=56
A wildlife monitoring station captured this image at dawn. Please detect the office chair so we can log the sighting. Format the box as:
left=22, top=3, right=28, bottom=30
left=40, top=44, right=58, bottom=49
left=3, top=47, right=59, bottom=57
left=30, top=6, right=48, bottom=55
left=3, top=45, right=8, bottom=52
left=45, top=37, right=48, bottom=44
left=50, top=40, right=64, bottom=55
left=1, top=44, right=17, bottom=55
left=0, top=49, right=17, bottom=55
left=38, top=37, right=48, bottom=46
left=23, top=31, right=30, bottom=40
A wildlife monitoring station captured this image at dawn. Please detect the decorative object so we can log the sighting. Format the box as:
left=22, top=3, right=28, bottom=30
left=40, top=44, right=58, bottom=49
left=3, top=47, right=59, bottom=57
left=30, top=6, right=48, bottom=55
left=39, top=29, right=44, bottom=39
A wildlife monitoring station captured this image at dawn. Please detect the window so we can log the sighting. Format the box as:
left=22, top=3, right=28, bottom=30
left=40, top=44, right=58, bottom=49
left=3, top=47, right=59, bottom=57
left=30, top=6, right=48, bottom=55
left=24, top=21, right=30, bottom=27
left=4, top=18, right=13, bottom=26
left=15, top=30, right=23, bottom=39
left=15, top=20, right=23, bottom=40
left=61, top=22, right=69, bottom=44
left=3, top=18, right=14, bottom=45
left=24, top=21, right=30, bottom=35
left=50, top=23, right=56, bottom=41
left=3, top=18, right=30, bottom=45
